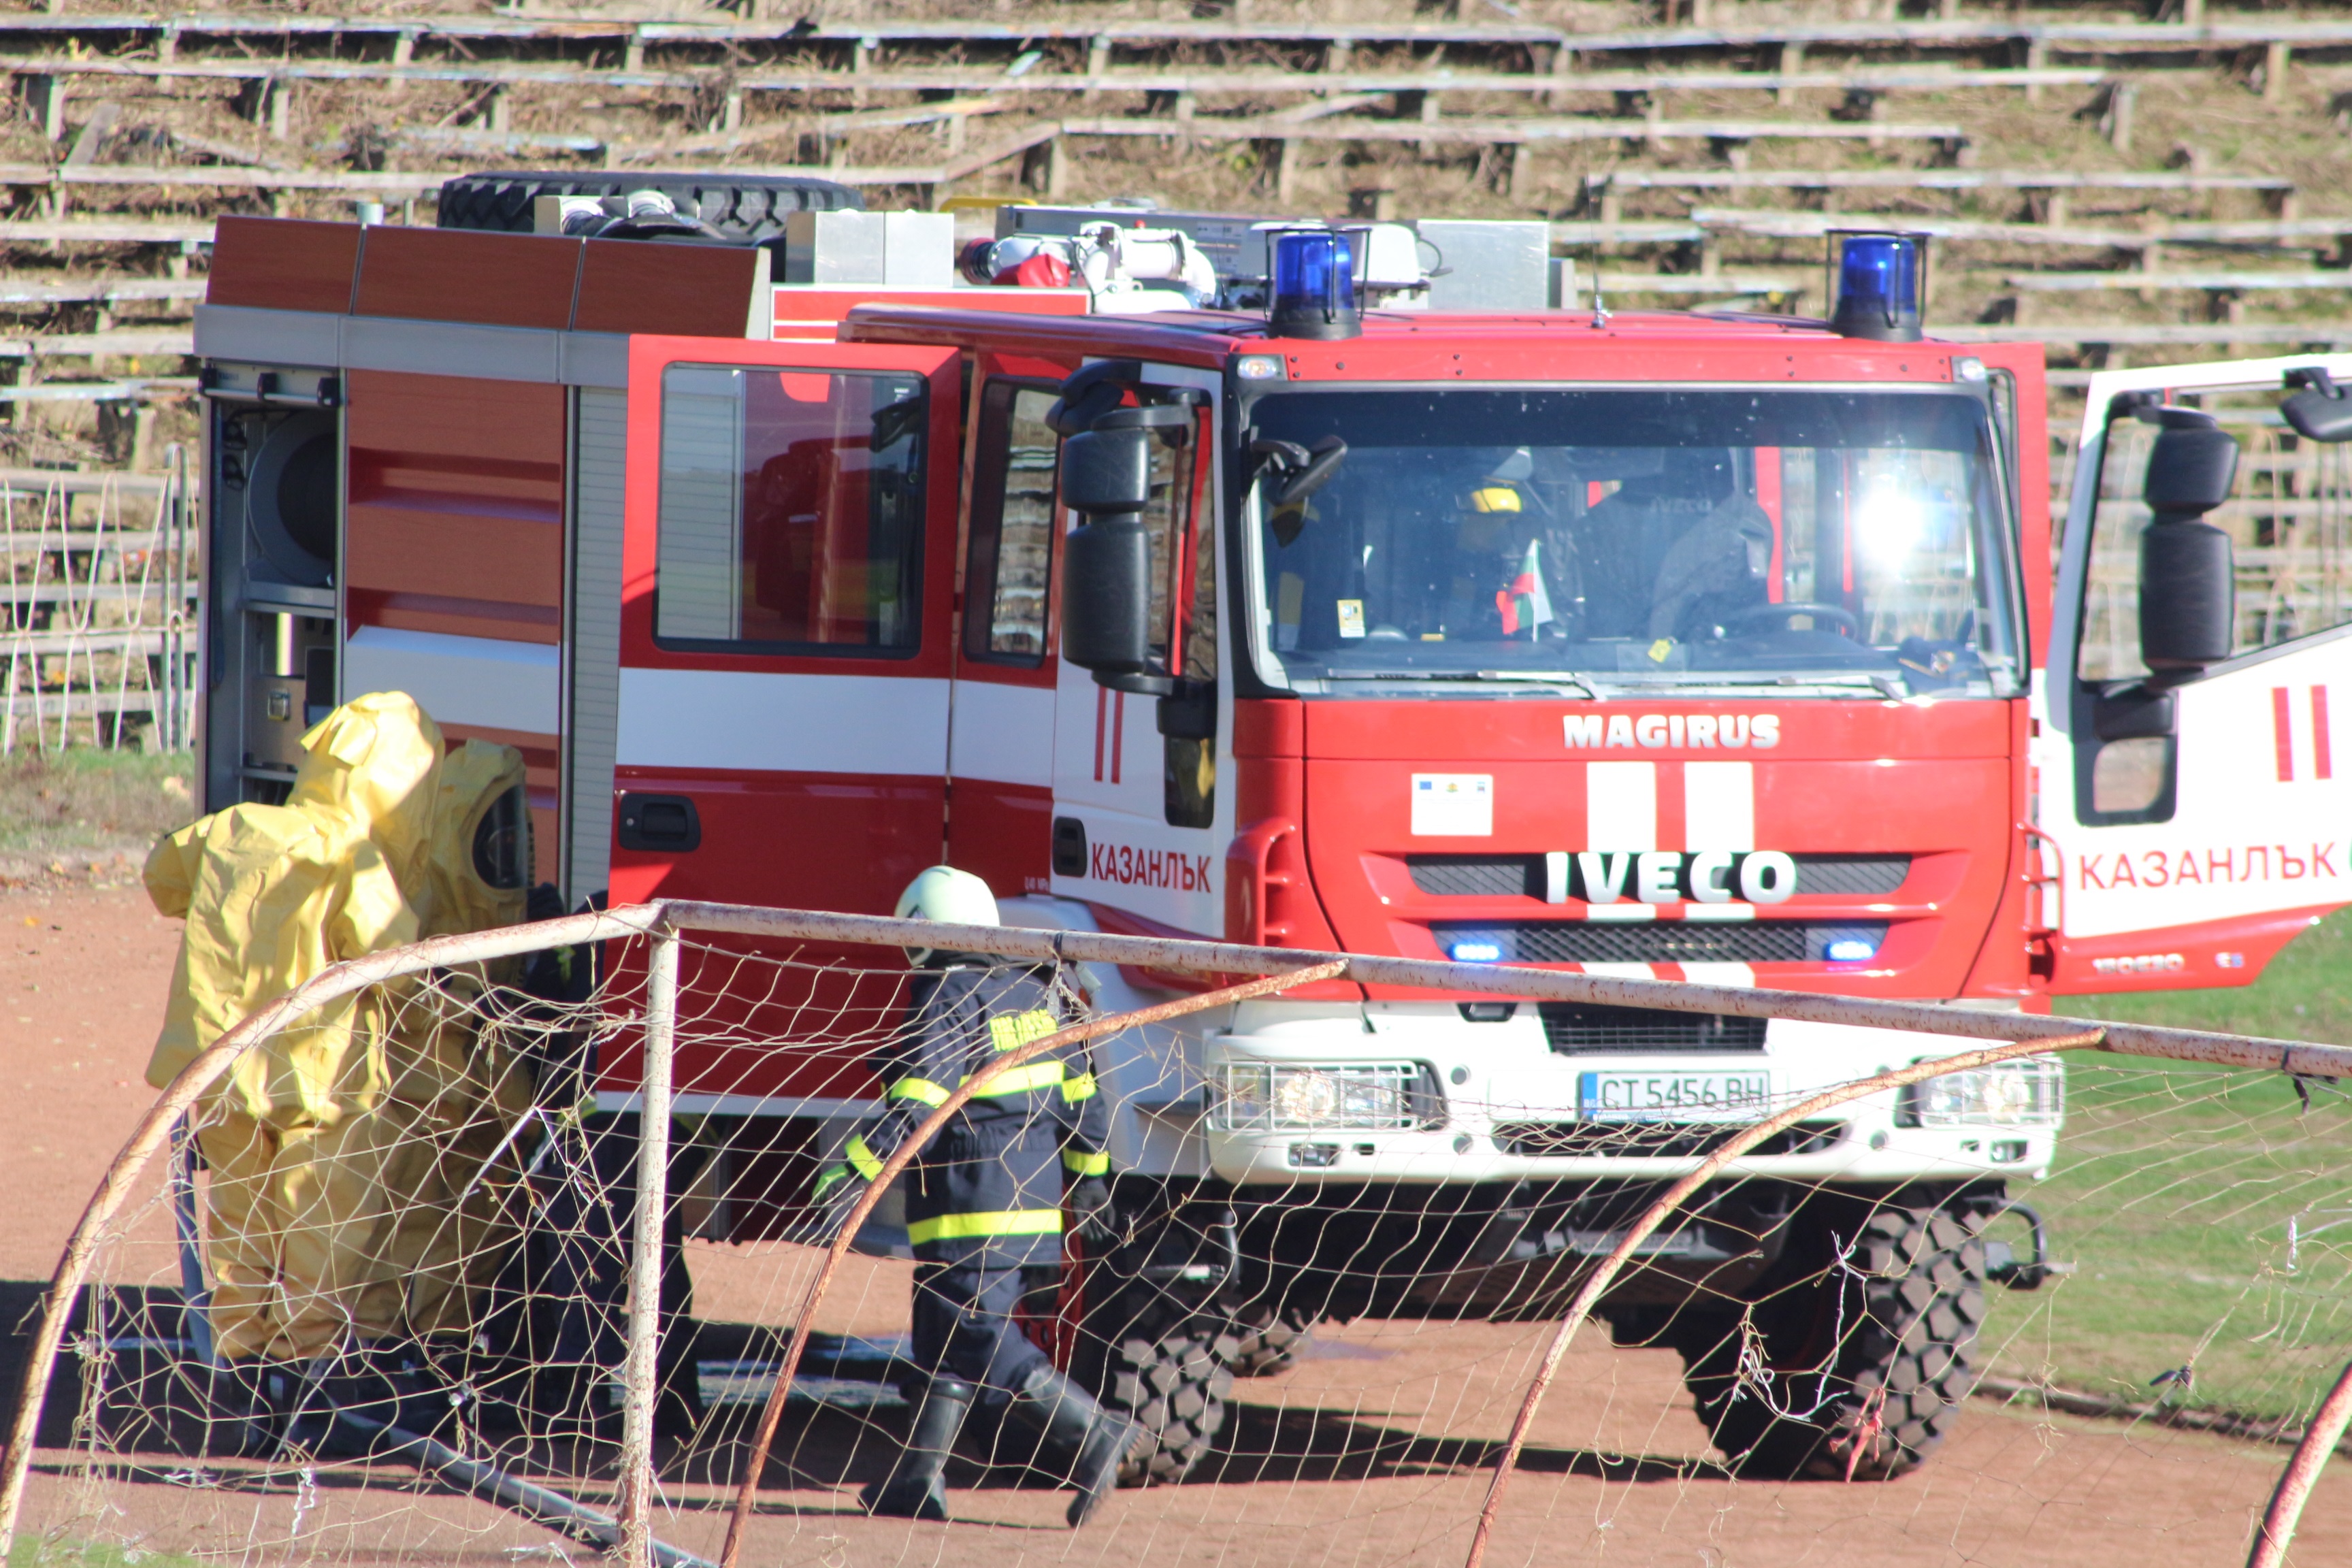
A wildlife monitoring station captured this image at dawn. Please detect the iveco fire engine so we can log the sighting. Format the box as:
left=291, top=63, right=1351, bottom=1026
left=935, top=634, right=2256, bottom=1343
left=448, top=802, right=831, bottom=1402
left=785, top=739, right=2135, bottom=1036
left=188, top=172, right=2352, bottom=1482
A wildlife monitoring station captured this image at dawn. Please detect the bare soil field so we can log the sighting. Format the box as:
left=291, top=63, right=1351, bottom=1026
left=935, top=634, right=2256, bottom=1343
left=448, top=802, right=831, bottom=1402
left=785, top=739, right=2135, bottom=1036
left=3, top=883, right=2347, bottom=1567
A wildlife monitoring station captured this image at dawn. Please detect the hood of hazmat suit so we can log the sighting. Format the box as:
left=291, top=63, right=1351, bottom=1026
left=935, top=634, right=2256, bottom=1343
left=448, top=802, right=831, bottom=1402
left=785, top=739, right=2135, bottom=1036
left=422, top=740, right=532, bottom=940
left=389, top=738, right=534, bottom=1106
left=286, top=691, right=446, bottom=899
left=144, top=693, right=446, bottom=1120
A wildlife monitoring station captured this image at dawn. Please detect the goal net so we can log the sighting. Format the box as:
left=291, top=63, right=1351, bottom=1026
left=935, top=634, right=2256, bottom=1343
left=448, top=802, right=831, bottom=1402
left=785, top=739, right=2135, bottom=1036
left=8, top=906, right=2349, bottom=1568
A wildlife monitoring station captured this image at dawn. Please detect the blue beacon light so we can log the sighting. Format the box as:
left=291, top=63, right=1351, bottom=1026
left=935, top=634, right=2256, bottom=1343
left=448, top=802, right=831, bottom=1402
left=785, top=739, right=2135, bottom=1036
left=1450, top=941, right=1504, bottom=963
left=1828, top=232, right=1926, bottom=344
left=1268, top=228, right=1362, bottom=341
left=1825, top=936, right=1880, bottom=964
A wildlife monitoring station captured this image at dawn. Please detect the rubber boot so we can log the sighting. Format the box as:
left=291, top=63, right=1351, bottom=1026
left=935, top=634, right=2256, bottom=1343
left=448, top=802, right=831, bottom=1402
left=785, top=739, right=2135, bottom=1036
left=295, top=1343, right=468, bottom=1456
left=202, top=1359, right=283, bottom=1459
left=1007, top=1365, right=1142, bottom=1529
left=861, top=1378, right=974, bottom=1521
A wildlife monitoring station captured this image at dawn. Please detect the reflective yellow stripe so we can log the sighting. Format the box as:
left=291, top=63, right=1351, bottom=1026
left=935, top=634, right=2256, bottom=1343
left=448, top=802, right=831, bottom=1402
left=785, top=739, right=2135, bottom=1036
left=987, top=1009, right=1059, bottom=1053
left=1062, top=1148, right=1111, bottom=1176
left=845, top=1134, right=884, bottom=1182
left=906, top=1209, right=1064, bottom=1245
left=1061, top=1071, right=1098, bottom=1104
left=963, top=1061, right=1066, bottom=1096
left=887, top=1077, right=951, bottom=1107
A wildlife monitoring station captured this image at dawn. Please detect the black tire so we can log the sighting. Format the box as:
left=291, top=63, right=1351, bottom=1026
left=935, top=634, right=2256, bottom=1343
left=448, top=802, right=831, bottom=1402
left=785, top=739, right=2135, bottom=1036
left=1223, top=1298, right=1316, bottom=1377
left=435, top=171, right=862, bottom=242
left=1676, top=1195, right=1988, bottom=1481
left=1077, top=1284, right=1236, bottom=1486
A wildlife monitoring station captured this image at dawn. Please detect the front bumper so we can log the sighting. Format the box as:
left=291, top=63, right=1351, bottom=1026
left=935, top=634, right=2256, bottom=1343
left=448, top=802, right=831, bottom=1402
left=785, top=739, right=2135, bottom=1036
left=1200, top=1000, right=2061, bottom=1186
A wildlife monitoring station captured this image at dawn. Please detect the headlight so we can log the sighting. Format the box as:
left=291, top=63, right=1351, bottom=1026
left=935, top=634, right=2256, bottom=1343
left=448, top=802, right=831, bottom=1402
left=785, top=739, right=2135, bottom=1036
left=1901, top=1058, right=2064, bottom=1128
left=1213, top=1062, right=1434, bottom=1131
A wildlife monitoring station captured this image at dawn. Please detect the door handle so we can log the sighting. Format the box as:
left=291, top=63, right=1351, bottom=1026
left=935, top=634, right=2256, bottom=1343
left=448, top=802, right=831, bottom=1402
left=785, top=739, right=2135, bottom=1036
left=617, top=793, right=702, bottom=853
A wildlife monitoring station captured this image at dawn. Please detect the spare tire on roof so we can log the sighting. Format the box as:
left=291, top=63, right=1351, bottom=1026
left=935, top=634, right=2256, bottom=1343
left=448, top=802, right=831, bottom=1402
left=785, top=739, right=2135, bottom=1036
left=436, top=172, right=862, bottom=244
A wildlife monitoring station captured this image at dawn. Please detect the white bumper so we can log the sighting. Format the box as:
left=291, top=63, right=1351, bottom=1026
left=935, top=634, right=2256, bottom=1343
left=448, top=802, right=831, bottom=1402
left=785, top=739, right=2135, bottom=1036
left=1201, top=1000, right=2060, bottom=1186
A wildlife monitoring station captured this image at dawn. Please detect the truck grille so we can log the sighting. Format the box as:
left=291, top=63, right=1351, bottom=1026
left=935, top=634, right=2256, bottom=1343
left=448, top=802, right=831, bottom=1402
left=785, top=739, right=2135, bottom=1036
left=1433, top=921, right=1887, bottom=965
left=1493, top=1120, right=1847, bottom=1158
left=1407, top=854, right=1908, bottom=899
left=1408, top=855, right=1540, bottom=898
left=1537, top=1002, right=1766, bottom=1054
left=1791, top=854, right=1912, bottom=896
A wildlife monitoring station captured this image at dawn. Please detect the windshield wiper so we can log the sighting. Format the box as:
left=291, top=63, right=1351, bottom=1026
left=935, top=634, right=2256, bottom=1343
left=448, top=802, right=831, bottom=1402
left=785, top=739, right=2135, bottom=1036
left=1612, top=672, right=1903, bottom=698
left=1320, top=669, right=1599, bottom=698
left=1475, top=670, right=1599, bottom=698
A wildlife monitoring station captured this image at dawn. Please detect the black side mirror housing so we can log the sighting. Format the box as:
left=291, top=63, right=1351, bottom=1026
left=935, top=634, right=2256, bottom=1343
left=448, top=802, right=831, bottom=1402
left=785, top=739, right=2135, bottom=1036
left=1058, top=419, right=1154, bottom=681
left=2140, top=520, right=2234, bottom=672
left=2283, top=367, right=2352, bottom=444
left=2136, top=409, right=2238, bottom=677
left=1060, top=427, right=1151, bottom=514
left=2142, top=414, right=2238, bottom=517
left=1061, top=514, right=1152, bottom=677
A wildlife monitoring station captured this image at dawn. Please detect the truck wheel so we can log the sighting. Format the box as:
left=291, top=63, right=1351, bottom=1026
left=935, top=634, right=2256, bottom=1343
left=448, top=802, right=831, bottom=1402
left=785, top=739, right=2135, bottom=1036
left=435, top=172, right=862, bottom=241
left=1677, top=1196, right=1988, bottom=1481
left=1223, top=1298, right=1316, bottom=1377
left=1078, top=1286, right=1236, bottom=1485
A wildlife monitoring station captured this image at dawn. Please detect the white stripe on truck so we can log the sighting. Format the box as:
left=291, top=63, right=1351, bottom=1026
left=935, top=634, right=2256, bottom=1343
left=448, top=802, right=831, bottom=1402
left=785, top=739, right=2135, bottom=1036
left=1584, top=761, right=1656, bottom=851
left=345, top=626, right=559, bottom=736
left=616, top=666, right=949, bottom=776
left=1684, top=760, right=1755, bottom=849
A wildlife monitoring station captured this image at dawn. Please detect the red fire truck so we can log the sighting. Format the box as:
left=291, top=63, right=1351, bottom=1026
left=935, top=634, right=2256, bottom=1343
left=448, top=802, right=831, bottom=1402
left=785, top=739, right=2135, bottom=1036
left=190, top=172, right=2351, bottom=1482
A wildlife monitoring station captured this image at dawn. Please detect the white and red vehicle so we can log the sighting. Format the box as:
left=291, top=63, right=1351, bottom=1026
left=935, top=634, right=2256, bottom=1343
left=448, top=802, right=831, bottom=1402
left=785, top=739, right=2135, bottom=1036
left=191, top=174, right=2352, bottom=1480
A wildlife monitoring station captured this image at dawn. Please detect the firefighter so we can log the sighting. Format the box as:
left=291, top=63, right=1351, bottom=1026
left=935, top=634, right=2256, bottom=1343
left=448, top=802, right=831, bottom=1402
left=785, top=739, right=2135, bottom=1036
left=1450, top=450, right=1556, bottom=638
left=811, top=866, right=1134, bottom=1528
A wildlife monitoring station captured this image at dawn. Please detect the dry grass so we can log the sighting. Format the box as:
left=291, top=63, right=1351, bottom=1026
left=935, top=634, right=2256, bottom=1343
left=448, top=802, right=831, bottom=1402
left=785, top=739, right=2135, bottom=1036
left=0, top=747, right=194, bottom=868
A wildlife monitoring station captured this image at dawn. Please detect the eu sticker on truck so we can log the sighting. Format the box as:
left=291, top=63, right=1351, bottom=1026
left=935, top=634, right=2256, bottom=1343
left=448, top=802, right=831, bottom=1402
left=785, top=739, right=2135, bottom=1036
left=1578, top=1070, right=1775, bottom=1122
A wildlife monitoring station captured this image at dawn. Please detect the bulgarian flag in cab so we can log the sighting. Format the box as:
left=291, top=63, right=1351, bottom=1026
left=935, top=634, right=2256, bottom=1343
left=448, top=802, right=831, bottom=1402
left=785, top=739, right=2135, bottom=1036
left=1495, top=538, right=1553, bottom=637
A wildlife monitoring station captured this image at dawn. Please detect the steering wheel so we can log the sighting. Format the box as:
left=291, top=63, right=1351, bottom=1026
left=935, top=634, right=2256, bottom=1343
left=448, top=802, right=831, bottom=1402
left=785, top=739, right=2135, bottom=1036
left=1722, top=602, right=1861, bottom=638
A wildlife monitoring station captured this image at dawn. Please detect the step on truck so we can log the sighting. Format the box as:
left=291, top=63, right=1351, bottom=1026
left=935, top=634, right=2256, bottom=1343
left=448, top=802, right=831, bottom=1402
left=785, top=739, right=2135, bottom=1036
left=191, top=174, right=2352, bottom=1482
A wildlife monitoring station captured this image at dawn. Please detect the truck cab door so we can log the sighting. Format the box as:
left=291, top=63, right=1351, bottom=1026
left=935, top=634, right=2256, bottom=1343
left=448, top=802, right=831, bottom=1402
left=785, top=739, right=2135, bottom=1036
left=606, top=335, right=959, bottom=1101
left=1045, top=365, right=1231, bottom=939
left=2038, top=352, right=2352, bottom=991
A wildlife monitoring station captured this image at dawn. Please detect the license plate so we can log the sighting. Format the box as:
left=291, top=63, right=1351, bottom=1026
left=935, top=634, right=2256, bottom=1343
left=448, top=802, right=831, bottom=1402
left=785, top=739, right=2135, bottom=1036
left=1578, top=1070, right=1775, bottom=1122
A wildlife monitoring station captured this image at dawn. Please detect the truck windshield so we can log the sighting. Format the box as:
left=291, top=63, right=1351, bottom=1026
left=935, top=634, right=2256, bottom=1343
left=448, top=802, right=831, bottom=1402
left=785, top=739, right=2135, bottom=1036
left=1245, top=386, right=2021, bottom=697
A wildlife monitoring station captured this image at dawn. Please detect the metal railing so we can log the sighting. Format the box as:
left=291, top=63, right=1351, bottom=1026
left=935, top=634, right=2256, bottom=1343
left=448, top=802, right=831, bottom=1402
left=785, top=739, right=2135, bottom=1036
left=0, top=448, right=196, bottom=755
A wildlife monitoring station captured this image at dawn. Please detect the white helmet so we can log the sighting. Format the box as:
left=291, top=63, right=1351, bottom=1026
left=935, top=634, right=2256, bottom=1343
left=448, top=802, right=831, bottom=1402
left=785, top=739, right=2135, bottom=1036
left=894, top=865, right=1000, bottom=964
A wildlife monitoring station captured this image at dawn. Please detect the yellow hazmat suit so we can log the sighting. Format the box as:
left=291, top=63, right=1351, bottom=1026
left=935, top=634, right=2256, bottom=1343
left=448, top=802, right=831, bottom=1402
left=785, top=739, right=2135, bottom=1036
left=145, top=696, right=532, bottom=1363
left=380, top=740, right=536, bottom=1343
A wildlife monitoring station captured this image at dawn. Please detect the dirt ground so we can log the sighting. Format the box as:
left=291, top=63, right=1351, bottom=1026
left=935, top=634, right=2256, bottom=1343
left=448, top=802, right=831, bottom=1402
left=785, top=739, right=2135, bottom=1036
left=4, top=882, right=2349, bottom=1567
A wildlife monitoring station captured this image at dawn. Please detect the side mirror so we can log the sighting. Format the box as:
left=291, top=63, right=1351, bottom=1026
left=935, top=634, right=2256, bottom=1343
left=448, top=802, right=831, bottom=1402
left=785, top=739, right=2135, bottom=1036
left=2142, top=412, right=2238, bottom=517
left=2283, top=368, right=2352, bottom=444
left=1058, top=421, right=1154, bottom=680
left=1061, top=514, right=1152, bottom=676
left=1060, top=426, right=1150, bottom=515
left=2138, top=410, right=2238, bottom=675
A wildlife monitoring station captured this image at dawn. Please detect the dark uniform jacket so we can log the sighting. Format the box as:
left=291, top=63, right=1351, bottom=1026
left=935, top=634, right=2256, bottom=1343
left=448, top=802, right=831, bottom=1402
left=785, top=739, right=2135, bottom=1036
left=844, top=959, right=1110, bottom=1267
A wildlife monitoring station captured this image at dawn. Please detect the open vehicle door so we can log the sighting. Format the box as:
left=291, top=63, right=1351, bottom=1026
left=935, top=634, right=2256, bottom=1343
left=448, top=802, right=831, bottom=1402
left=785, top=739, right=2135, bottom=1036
left=2039, top=351, right=2352, bottom=992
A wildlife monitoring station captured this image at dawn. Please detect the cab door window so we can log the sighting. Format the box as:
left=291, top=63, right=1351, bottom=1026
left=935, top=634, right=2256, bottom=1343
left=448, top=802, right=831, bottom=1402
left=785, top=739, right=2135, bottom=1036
left=1159, top=408, right=1215, bottom=829
left=655, top=364, right=927, bottom=654
left=963, top=381, right=1062, bottom=665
